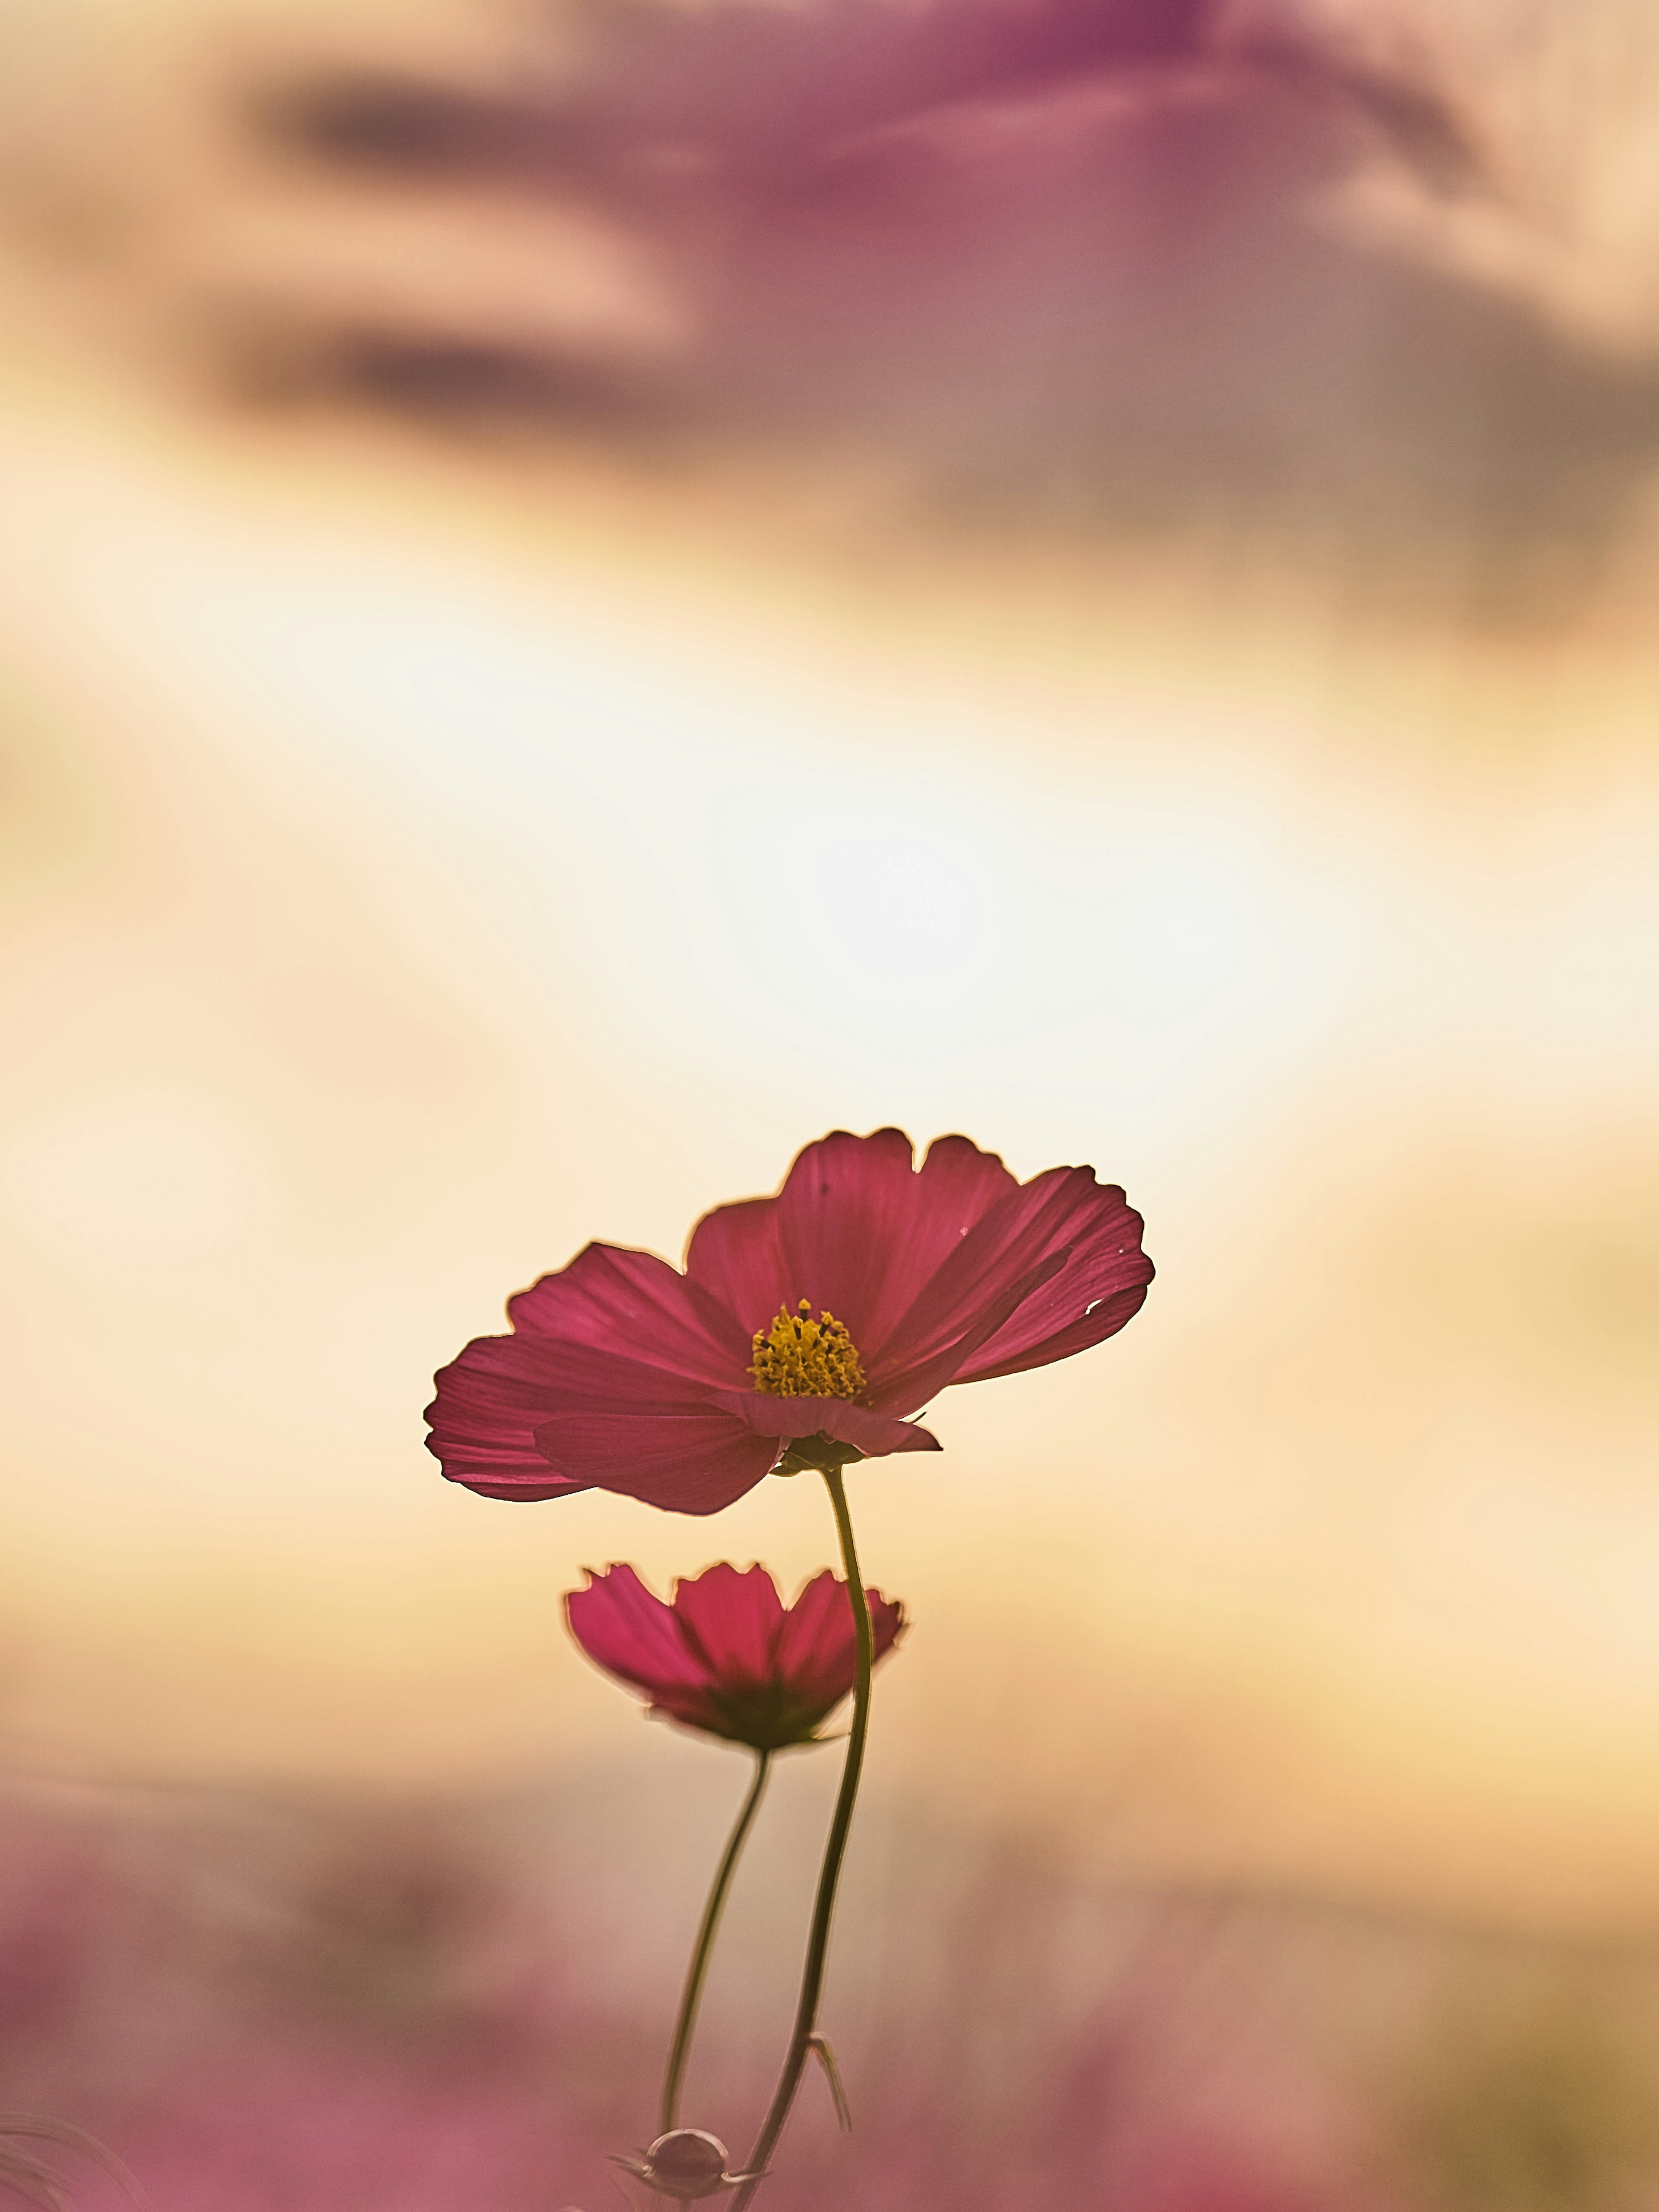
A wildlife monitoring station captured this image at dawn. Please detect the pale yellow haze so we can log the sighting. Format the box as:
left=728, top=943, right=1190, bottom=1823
left=3, top=0, right=1659, bottom=1933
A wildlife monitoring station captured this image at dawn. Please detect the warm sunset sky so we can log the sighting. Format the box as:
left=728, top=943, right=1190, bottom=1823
left=3, top=0, right=1658, bottom=1932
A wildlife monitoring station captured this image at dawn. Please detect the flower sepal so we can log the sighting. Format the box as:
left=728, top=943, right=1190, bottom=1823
left=771, top=1432, right=866, bottom=1476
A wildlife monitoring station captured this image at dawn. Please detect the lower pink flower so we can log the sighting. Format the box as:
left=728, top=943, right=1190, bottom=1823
left=566, top=1563, right=904, bottom=1751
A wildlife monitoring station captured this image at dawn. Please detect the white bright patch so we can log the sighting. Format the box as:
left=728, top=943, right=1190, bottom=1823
left=137, top=552, right=1388, bottom=1146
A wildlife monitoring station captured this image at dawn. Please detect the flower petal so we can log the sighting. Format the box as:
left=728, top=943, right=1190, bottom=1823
left=566, top=1565, right=715, bottom=1704
left=681, top=1195, right=791, bottom=1345
left=426, top=1329, right=731, bottom=1502
left=508, top=1241, right=750, bottom=1385
left=777, top=1129, right=1023, bottom=1353
left=860, top=1247, right=1067, bottom=1414
left=670, top=1563, right=787, bottom=1684
left=715, top=1392, right=941, bottom=1460
left=860, top=1132, right=1024, bottom=1350
left=447, top=1471, right=590, bottom=1501
left=952, top=1189, right=1154, bottom=1382
left=686, top=1130, right=1018, bottom=1354
left=425, top=1340, right=597, bottom=1499
left=531, top=1406, right=777, bottom=1515
left=771, top=1569, right=906, bottom=1720
left=772, top=1126, right=934, bottom=1346
left=865, top=1165, right=1149, bottom=1404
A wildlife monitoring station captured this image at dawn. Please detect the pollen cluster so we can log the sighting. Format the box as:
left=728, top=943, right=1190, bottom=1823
left=750, top=1300, right=868, bottom=1399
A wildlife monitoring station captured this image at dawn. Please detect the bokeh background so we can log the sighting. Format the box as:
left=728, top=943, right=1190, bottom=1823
left=3, top=0, right=1659, bottom=2204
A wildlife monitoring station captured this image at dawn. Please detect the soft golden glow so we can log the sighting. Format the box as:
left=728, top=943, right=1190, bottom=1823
left=750, top=1301, right=868, bottom=1400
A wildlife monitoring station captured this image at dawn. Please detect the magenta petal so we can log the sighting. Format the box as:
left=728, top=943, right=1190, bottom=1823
left=771, top=1570, right=906, bottom=1716
left=770, top=1568, right=847, bottom=1677
left=427, top=1330, right=737, bottom=1504
left=952, top=1188, right=1154, bottom=1383
left=424, top=1380, right=593, bottom=1497
left=861, top=1246, right=1068, bottom=1414
left=508, top=1241, right=750, bottom=1384
left=424, top=1343, right=597, bottom=1499
left=451, top=1472, right=592, bottom=1501
left=868, top=1165, right=1147, bottom=1400
left=716, top=1392, right=941, bottom=1460
left=771, top=1129, right=1029, bottom=1354
left=687, top=1128, right=1016, bottom=1348
left=682, top=1195, right=793, bottom=1345
left=868, top=1588, right=905, bottom=1659
left=959, top=1279, right=1150, bottom=1382
left=566, top=1566, right=713, bottom=1703
left=671, top=1563, right=786, bottom=1684
left=531, top=1407, right=777, bottom=1515
left=435, top=1329, right=730, bottom=1422
left=772, top=1126, right=930, bottom=1345
left=856, top=1133, right=1023, bottom=1354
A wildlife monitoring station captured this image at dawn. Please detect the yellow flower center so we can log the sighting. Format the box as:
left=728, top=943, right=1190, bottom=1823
left=750, top=1300, right=868, bottom=1399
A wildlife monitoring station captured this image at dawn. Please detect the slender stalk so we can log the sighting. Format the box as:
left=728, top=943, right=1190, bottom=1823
left=731, top=1467, right=874, bottom=2207
left=661, top=1748, right=773, bottom=2136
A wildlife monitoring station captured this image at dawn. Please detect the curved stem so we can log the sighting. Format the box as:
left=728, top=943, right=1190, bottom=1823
left=732, top=1467, right=873, bottom=2207
left=660, top=1748, right=773, bottom=2136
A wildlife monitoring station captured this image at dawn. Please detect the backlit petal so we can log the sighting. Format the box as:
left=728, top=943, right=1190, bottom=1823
left=771, top=1126, right=923, bottom=1344
left=424, top=1338, right=596, bottom=1498
left=508, top=1241, right=750, bottom=1385
left=439, top=1469, right=591, bottom=1502
left=566, top=1565, right=714, bottom=1703
left=426, top=1330, right=737, bottom=1502
left=531, top=1407, right=776, bottom=1515
left=682, top=1195, right=792, bottom=1343
left=861, top=1247, right=1066, bottom=1414
left=868, top=1166, right=1149, bottom=1401
left=858, top=1133, right=1023, bottom=1355
left=771, top=1570, right=906, bottom=1717
left=690, top=1128, right=1004, bottom=1347
left=952, top=1190, right=1154, bottom=1382
left=671, top=1563, right=787, bottom=1684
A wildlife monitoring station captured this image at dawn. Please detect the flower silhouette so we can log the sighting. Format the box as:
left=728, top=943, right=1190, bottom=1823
left=427, top=1127, right=1150, bottom=1513
left=567, top=1563, right=904, bottom=1751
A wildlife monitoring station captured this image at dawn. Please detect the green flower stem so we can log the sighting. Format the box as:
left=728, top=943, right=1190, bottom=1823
left=661, top=1747, right=774, bottom=2136
left=732, top=1465, right=874, bottom=2207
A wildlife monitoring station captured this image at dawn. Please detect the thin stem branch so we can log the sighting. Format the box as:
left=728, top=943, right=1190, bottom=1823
left=731, top=1466, right=873, bottom=2207
left=660, top=1748, right=773, bottom=2136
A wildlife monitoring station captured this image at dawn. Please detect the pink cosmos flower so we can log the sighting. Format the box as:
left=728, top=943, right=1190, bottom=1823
left=426, top=1127, right=1151, bottom=1515
left=566, top=1563, right=905, bottom=1751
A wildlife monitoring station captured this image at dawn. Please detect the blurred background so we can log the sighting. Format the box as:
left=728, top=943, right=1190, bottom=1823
left=2, top=0, right=1658, bottom=2203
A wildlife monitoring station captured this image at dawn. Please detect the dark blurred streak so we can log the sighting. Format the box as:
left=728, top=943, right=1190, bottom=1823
left=204, top=306, right=682, bottom=440
left=248, top=77, right=597, bottom=185
left=313, top=335, right=671, bottom=428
